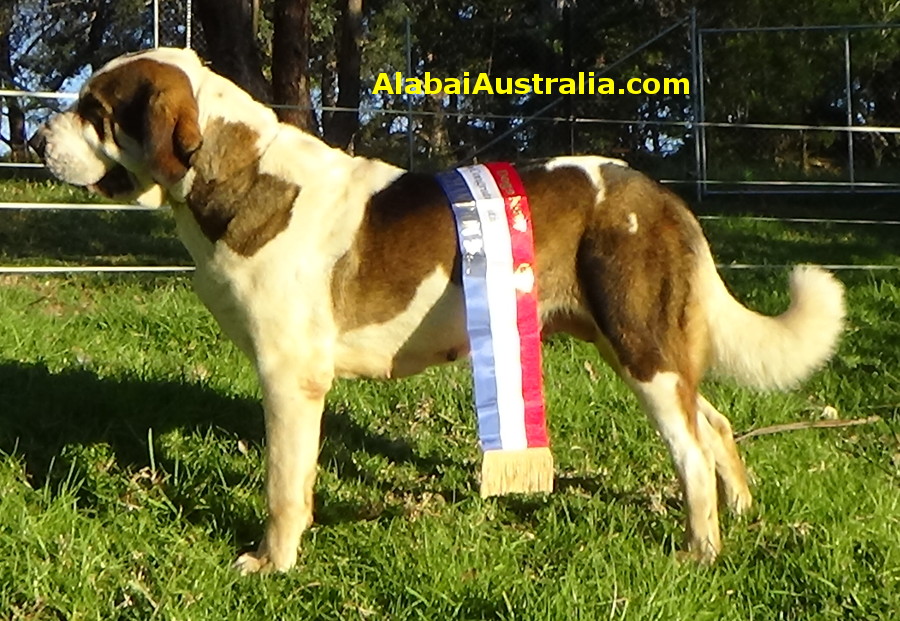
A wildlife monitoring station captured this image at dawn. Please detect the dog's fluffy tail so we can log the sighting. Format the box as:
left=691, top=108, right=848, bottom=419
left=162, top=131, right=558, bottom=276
left=697, top=252, right=845, bottom=391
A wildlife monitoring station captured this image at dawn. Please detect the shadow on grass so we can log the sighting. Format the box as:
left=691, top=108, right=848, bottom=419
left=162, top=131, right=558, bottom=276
left=0, top=361, right=464, bottom=535
left=0, top=361, right=260, bottom=476
left=0, top=210, right=189, bottom=266
left=0, top=361, right=680, bottom=550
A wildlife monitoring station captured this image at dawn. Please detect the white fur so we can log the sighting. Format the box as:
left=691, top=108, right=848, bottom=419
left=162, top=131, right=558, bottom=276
left=630, top=371, right=720, bottom=560
left=334, top=268, right=468, bottom=379
left=544, top=155, right=628, bottom=201
left=626, top=211, right=639, bottom=234
left=134, top=184, right=167, bottom=208
left=697, top=251, right=846, bottom=390
left=40, top=112, right=110, bottom=186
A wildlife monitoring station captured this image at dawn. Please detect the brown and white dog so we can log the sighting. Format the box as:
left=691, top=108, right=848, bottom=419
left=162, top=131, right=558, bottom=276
left=33, top=48, right=845, bottom=573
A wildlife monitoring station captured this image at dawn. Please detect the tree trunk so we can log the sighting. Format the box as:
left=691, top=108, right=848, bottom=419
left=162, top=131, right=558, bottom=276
left=193, top=0, right=269, bottom=102
left=0, top=0, right=27, bottom=162
left=0, top=1, right=14, bottom=86
left=271, top=0, right=317, bottom=132
left=7, top=105, right=27, bottom=162
left=320, top=44, right=337, bottom=131
left=325, top=0, right=362, bottom=150
left=422, top=92, right=449, bottom=165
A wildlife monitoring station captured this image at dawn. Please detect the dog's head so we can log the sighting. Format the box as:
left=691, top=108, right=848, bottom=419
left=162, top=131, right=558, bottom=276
left=33, top=48, right=208, bottom=206
left=35, top=47, right=305, bottom=256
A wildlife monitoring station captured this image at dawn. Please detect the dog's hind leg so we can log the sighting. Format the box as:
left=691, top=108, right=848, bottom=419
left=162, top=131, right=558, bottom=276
left=572, top=177, right=725, bottom=560
left=697, top=394, right=752, bottom=516
left=628, top=372, right=721, bottom=562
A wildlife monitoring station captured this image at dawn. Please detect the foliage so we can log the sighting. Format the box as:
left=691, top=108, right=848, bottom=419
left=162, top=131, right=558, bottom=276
left=6, top=1, right=900, bottom=174
left=5, top=0, right=154, bottom=93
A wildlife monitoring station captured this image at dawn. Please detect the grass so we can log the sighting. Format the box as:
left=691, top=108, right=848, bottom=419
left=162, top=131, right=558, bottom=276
left=0, top=179, right=898, bottom=619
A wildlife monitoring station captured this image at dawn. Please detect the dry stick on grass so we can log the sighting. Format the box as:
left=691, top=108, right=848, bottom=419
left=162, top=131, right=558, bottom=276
left=735, top=415, right=883, bottom=443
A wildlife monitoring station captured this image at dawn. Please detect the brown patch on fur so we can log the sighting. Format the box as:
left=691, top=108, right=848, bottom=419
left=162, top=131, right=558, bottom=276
left=331, top=160, right=709, bottom=397
left=331, top=173, right=459, bottom=331
left=187, top=119, right=299, bottom=256
left=82, top=58, right=202, bottom=185
left=541, top=311, right=597, bottom=341
left=520, top=165, right=596, bottom=313
left=677, top=378, right=700, bottom=437
left=574, top=164, right=707, bottom=384
left=332, top=165, right=602, bottom=333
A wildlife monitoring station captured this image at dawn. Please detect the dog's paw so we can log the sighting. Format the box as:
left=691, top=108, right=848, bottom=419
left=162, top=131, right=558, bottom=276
left=728, top=487, right=753, bottom=517
left=233, top=551, right=275, bottom=575
left=677, top=537, right=720, bottom=565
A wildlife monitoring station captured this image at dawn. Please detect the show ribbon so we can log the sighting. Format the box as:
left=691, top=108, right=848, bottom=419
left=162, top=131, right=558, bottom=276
left=436, top=163, right=553, bottom=497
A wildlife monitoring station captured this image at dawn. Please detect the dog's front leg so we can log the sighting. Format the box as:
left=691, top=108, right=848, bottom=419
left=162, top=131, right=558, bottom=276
left=235, top=351, right=333, bottom=574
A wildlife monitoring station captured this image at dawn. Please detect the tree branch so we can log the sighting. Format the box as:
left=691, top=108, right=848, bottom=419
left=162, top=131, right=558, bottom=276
left=735, top=416, right=883, bottom=443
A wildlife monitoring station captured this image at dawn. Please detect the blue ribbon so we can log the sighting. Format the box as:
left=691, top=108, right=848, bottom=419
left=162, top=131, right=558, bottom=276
left=436, top=168, right=502, bottom=451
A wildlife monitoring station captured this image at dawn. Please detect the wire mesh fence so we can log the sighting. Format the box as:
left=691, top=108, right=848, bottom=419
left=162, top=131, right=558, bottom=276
left=698, top=24, right=900, bottom=193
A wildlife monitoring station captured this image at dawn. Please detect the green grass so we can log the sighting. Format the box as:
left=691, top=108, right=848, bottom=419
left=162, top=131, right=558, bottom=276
left=0, top=181, right=898, bottom=619
left=0, top=180, right=188, bottom=268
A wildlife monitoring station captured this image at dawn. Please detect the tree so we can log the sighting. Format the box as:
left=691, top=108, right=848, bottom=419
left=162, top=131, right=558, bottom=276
left=324, top=0, right=363, bottom=149
left=193, top=0, right=270, bottom=102
left=1, top=0, right=29, bottom=162
left=272, top=0, right=317, bottom=131
left=8, top=0, right=900, bottom=176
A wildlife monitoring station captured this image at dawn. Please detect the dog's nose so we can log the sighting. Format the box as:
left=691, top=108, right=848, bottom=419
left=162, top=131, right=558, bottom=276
left=29, top=128, right=48, bottom=159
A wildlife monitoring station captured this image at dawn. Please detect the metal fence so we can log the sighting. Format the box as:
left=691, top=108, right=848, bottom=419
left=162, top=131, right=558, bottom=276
left=697, top=23, right=900, bottom=194
left=1, top=5, right=899, bottom=274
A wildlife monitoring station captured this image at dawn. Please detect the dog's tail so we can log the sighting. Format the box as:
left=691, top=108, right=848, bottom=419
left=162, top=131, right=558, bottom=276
left=696, top=249, right=845, bottom=390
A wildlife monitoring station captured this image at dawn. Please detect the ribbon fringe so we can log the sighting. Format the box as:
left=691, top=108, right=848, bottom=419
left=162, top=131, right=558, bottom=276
left=480, top=447, right=555, bottom=498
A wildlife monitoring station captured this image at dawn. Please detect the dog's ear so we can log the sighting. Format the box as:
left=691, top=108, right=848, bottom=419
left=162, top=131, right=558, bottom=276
left=143, top=84, right=202, bottom=186
left=86, top=58, right=203, bottom=186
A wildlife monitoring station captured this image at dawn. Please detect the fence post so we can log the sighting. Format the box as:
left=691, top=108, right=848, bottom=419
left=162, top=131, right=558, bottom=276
left=186, top=0, right=193, bottom=49
left=844, top=30, right=855, bottom=191
left=406, top=16, right=414, bottom=171
left=690, top=7, right=702, bottom=202
left=153, top=0, right=159, bottom=48
left=564, top=2, right=574, bottom=155
left=696, top=24, right=708, bottom=200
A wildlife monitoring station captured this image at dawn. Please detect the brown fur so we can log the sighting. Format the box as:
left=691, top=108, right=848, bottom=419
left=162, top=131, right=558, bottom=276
left=333, top=165, right=596, bottom=335
left=526, top=166, right=595, bottom=312
left=331, top=161, right=709, bottom=394
left=80, top=59, right=298, bottom=257
left=187, top=119, right=299, bottom=256
left=575, top=167, right=705, bottom=385
left=91, top=164, right=137, bottom=198
left=331, top=173, right=460, bottom=331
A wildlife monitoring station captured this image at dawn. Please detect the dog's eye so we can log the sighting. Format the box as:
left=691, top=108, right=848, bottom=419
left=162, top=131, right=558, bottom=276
left=78, top=96, right=108, bottom=140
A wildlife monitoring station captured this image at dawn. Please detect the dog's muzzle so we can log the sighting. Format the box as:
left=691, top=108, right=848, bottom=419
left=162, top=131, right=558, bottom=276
left=32, top=113, right=113, bottom=187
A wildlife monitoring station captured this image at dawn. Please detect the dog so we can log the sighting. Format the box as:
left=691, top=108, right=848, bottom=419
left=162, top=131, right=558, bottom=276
left=32, top=47, right=845, bottom=573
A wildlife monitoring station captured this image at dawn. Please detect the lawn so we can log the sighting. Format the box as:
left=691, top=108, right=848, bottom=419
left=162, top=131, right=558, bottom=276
left=0, top=179, right=898, bottom=620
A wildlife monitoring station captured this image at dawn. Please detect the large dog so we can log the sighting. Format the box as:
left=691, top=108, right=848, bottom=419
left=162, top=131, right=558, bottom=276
left=33, top=48, right=845, bottom=573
